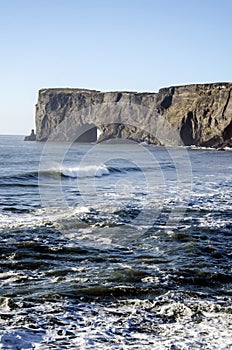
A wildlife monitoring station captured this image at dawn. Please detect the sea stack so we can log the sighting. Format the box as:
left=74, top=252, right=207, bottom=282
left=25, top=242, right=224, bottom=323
left=24, top=129, right=36, bottom=141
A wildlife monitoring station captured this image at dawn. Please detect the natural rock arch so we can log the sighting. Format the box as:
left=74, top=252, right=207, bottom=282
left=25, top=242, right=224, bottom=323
left=75, top=123, right=98, bottom=142
left=35, top=84, right=232, bottom=148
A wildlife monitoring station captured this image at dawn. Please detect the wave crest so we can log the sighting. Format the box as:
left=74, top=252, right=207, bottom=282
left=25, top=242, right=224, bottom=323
left=61, top=165, right=110, bottom=178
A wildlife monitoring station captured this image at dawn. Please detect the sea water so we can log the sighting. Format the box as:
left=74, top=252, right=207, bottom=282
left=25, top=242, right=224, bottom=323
left=0, top=135, right=231, bottom=349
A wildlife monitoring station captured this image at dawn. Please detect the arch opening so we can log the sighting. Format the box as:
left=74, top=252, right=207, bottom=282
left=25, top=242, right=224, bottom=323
left=75, top=124, right=101, bottom=143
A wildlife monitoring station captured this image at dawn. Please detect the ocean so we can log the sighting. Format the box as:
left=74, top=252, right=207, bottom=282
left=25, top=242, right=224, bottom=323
left=0, top=135, right=231, bottom=349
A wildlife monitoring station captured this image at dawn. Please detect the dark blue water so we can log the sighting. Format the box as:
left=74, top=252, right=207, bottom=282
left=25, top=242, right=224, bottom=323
left=0, top=135, right=231, bottom=349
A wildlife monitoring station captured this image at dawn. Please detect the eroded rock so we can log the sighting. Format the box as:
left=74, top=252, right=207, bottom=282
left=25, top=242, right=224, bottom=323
left=35, top=84, right=232, bottom=148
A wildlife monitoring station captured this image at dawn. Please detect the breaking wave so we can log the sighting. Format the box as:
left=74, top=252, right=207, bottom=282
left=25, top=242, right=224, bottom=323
left=0, top=164, right=143, bottom=187
left=61, top=164, right=110, bottom=178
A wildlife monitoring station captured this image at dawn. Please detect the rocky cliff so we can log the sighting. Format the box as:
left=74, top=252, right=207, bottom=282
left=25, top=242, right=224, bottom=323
left=35, top=83, right=232, bottom=148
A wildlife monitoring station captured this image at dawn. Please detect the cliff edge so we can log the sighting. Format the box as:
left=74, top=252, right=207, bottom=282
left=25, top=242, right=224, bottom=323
left=35, top=83, right=232, bottom=148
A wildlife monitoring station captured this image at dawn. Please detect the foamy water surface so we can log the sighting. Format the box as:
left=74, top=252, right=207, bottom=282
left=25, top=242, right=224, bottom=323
left=0, top=136, right=231, bottom=349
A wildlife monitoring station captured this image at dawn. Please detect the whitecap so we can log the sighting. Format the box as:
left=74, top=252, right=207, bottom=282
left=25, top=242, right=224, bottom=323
left=61, top=164, right=110, bottom=178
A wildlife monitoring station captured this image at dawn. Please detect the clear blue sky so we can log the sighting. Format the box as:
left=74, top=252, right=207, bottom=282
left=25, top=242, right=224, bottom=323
left=1, top=0, right=232, bottom=134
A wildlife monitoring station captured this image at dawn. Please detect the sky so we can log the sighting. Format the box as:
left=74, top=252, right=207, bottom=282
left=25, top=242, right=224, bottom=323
left=1, top=0, right=232, bottom=134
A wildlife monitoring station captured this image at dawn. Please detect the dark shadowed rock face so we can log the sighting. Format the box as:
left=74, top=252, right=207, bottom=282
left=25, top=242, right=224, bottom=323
left=35, top=84, right=232, bottom=148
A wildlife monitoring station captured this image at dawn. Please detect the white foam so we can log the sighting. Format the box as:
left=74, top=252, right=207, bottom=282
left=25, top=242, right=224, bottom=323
left=187, top=145, right=218, bottom=151
left=0, top=297, right=231, bottom=349
left=61, top=164, right=110, bottom=178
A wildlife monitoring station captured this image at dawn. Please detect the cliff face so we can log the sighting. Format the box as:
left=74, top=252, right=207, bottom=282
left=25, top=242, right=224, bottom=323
left=35, top=83, right=232, bottom=148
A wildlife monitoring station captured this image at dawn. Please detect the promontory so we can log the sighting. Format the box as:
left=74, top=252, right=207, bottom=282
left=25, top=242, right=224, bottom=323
left=33, top=82, right=232, bottom=148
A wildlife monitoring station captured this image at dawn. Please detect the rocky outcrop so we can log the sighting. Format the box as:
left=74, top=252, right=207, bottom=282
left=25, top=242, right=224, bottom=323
left=35, top=83, right=232, bottom=148
left=24, top=129, right=36, bottom=141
